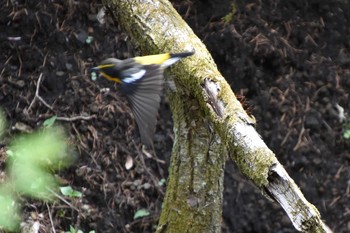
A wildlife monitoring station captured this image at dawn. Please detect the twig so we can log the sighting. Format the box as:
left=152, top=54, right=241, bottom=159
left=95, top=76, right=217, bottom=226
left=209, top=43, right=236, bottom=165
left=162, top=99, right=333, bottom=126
left=46, top=188, right=80, bottom=212
left=16, top=48, right=23, bottom=77
left=293, top=124, right=305, bottom=151
left=42, top=52, right=49, bottom=68
left=28, top=73, right=53, bottom=112
left=132, top=140, right=165, bottom=195
left=29, top=72, right=96, bottom=121
left=0, top=55, right=12, bottom=77
left=56, top=115, right=96, bottom=122
left=46, top=203, right=56, bottom=233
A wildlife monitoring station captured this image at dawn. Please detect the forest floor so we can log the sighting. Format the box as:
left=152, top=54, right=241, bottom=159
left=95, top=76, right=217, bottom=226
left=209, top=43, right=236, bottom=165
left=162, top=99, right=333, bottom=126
left=0, top=0, right=349, bottom=232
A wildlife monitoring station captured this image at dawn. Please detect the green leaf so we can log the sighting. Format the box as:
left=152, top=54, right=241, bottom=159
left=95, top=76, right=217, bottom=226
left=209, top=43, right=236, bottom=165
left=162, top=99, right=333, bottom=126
left=91, top=71, right=97, bottom=81
left=43, top=116, right=57, bottom=128
left=158, top=178, right=166, bottom=186
left=133, top=209, right=150, bottom=219
left=67, top=225, right=75, bottom=233
left=66, top=225, right=94, bottom=233
left=60, top=186, right=82, bottom=198
left=85, top=36, right=93, bottom=44
left=344, top=130, right=350, bottom=139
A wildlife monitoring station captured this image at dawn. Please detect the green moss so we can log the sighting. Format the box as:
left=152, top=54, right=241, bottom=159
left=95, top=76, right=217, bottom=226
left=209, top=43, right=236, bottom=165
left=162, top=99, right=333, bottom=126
left=158, top=88, right=225, bottom=233
left=222, top=2, right=237, bottom=24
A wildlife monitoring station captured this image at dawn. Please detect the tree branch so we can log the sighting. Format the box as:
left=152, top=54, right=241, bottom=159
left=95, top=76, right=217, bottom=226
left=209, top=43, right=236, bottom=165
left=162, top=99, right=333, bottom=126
left=102, top=0, right=332, bottom=232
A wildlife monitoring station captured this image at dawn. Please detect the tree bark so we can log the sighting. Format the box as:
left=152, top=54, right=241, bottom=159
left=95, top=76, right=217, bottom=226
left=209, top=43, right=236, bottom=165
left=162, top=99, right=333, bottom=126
left=156, top=91, right=226, bottom=233
left=102, top=0, right=333, bottom=232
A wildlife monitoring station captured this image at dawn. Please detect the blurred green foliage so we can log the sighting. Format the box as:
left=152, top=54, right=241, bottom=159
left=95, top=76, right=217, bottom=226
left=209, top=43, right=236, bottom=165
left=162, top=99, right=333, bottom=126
left=0, top=110, right=73, bottom=231
left=0, top=186, right=20, bottom=231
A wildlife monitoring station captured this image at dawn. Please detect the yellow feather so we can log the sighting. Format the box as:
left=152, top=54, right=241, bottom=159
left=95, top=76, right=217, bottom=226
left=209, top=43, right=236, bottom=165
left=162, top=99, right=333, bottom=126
left=134, top=53, right=171, bottom=65
left=100, top=72, right=121, bottom=83
left=97, top=64, right=115, bottom=69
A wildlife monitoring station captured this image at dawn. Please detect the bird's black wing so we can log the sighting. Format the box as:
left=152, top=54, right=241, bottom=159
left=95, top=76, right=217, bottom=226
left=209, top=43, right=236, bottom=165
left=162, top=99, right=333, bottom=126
left=120, top=65, right=164, bottom=147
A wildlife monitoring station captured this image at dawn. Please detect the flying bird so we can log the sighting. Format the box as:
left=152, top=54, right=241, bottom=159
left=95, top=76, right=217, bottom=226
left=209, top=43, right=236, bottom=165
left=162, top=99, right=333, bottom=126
left=92, top=51, right=194, bottom=147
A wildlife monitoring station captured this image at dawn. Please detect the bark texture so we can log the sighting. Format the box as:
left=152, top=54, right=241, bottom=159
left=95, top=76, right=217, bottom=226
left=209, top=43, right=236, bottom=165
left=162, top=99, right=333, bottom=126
left=102, top=0, right=332, bottom=232
left=156, top=92, right=226, bottom=233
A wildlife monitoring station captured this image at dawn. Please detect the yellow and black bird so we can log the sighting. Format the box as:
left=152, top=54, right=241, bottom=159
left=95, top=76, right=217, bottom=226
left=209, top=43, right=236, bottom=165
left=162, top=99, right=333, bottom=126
left=92, top=51, right=194, bottom=147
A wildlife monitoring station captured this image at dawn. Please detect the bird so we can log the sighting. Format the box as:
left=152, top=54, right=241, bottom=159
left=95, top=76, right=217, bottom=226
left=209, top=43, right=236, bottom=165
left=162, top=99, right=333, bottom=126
left=92, top=51, right=194, bottom=148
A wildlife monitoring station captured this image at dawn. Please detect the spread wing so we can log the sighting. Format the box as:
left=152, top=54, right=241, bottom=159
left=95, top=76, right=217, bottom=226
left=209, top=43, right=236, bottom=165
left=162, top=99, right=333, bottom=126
left=120, top=65, right=164, bottom=147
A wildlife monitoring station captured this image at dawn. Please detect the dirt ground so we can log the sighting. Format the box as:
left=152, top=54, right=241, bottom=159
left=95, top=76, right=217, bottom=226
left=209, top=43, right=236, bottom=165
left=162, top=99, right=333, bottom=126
left=1, top=0, right=349, bottom=232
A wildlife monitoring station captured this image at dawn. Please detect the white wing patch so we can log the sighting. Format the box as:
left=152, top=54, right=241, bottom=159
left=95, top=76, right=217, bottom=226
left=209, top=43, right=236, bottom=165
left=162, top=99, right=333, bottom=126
left=123, top=69, right=146, bottom=83
left=161, top=57, right=181, bottom=68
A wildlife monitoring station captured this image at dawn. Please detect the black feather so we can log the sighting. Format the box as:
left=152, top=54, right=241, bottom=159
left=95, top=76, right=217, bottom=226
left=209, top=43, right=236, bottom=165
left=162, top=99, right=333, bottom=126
left=120, top=65, right=164, bottom=147
left=170, top=51, right=195, bottom=58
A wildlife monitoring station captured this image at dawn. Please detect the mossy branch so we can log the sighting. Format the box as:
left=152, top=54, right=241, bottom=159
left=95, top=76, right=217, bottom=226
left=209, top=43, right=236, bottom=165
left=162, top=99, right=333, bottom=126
left=102, top=0, right=332, bottom=232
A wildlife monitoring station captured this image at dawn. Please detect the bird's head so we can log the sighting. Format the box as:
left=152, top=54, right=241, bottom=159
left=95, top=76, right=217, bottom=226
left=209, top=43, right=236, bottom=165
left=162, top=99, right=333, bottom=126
left=92, top=58, right=123, bottom=83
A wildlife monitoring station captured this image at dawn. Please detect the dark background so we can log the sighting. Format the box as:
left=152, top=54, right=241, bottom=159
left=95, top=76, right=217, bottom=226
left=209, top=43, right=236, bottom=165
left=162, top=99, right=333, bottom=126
left=0, top=0, right=349, bottom=232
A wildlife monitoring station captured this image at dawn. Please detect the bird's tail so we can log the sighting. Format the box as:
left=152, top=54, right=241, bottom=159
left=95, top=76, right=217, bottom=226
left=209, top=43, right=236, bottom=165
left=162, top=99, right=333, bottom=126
left=169, top=51, right=195, bottom=58
left=162, top=51, right=194, bottom=68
